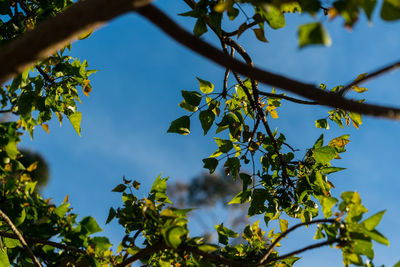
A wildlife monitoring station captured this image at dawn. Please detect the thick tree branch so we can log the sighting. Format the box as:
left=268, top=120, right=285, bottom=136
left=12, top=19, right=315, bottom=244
left=0, top=0, right=151, bottom=85
left=258, top=219, right=337, bottom=264
left=1, top=1, right=400, bottom=119
left=0, top=210, right=42, bottom=267
left=137, top=5, right=400, bottom=119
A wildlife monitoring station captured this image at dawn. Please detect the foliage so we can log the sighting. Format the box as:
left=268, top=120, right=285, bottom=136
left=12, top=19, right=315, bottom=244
left=0, top=0, right=397, bottom=267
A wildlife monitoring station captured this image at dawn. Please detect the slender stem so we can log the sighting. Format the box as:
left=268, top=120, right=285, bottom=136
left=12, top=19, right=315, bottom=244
left=258, top=219, right=337, bottom=264
left=258, top=91, right=318, bottom=105
left=264, top=238, right=340, bottom=264
left=0, top=209, right=42, bottom=267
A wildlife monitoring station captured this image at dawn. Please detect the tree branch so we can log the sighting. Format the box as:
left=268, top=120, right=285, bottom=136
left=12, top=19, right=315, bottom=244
left=0, top=209, right=42, bottom=267
left=258, top=91, right=318, bottom=105
left=263, top=238, right=340, bottom=264
left=136, top=5, right=400, bottom=119
left=1, top=1, right=400, bottom=119
left=258, top=219, right=337, bottom=264
left=116, top=241, right=167, bottom=267
left=0, top=0, right=151, bottom=85
left=338, top=60, right=400, bottom=96
left=0, top=231, right=87, bottom=254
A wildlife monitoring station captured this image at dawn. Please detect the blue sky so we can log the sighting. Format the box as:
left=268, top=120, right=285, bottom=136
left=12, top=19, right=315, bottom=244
left=20, top=1, right=400, bottom=266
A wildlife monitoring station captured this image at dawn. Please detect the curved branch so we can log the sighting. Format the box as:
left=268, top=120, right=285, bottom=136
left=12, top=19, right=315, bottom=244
left=136, top=5, right=400, bottom=119
left=0, top=210, right=42, bottom=267
left=263, top=238, right=340, bottom=264
left=258, top=219, right=337, bottom=264
left=116, top=241, right=167, bottom=267
left=0, top=0, right=151, bottom=85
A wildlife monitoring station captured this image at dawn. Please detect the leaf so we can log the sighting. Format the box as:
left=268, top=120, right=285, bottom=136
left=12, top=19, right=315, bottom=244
left=199, top=110, right=215, bottom=135
left=262, top=4, right=286, bottom=29
left=81, top=216, right=103, bottom=235
left=215, top=224, right=238, bottom=245
left=0, top=248, right=10, bottom=267
left=320, top=167, right=346, bottom=174
left=253, top=28, right=268, bottom=42
left=69, top=112, right=82, bottom=136
left=202, top=158, right=218, bottom=174
left=364, top=229, right=389, bottom=246
left=349, top=112, right=362, bottom=127
left=381, top=0, right=400, bottom=21
left=54, top=203, right=70, bottom=218
left=41, top=124, right=50, bottom=134
left=313, top=146, right=337, bottom=164
left=83, top=79, right=92, bottom=97
left=228, top=190, right=251, bottom=204
left=112, top=184, right=126, bottom=192
left=279, top=219, right=288, bottom=232
left=5, top=142, right=18, bottom=160
left=4, top=235, right=21, bottom=248
left=214, top=138, right=233, bottom=153
left=197, top=77, right=214, bottom=94
left=167, top=116, right=190, bottom=135
left=329, top=137, right=350, bottom=148
left=353, top=239, right=374, bottom=259
left=319, top=196, right=338, bottom=218
left=194, top=18, right=208, bottom=36
left=150, top=174, right=172, bottom=204
left=197, top=244, right=219, bottom=252
left=26, top=161, right=39, bottom=172
left=182, top=90, right=202, bottom=106
left=106, top=207, right=116, bottom=224
left=298, top=22, right=331, bottom=48
left=361, top=210, right=385, bottom=231
left=91, top=237, right=112, bottom=250
left=165, top=226, right=187, bottom=249
left=315, top=119, right=329, bottom=129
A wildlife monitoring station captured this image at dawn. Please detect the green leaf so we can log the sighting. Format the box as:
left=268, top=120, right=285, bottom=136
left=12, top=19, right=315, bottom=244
left=3, top=236, right=21, bottom=248
left=315, top=119, right=329, bottom=129
left=214, top=138, right=233, bottom=153
left=381, top=0, right=400, bottom=21
left=5, top=142, right=18, bottom=160
left=197, top=77, right=214, bottom=94
left=167, top=116, right=190, bottom=135
left=361, top=210, right=385, bottom=231
left=215, top=224, right=238, bottom=245
left=279, top=219, right=288, bottom=232
left=298, top=22, right=331, bottom=48
left=0, top=248, right=10, bottom=267
left=91, top=237, right=112, bottom=250
left=202, top=158, right=218, bottom=174
left=150, top=174, right=172, bottom=204
left=394, top=260, right=400, bottom=267
left=69, top=112, right=82, bottom=136
left=362, top=0, right=377, bottom=21
left=81, top=216, right=103, bottom=235
left=319, top=196, right=338, bottom=218
left=112, top=184, right=126, bottom=192
left=194, top=18, right=208, bottom=36
left=182, top=90, right=202, bottom=106
left=320, top=167, right=346, bottom=174
left=313, top=146, right=337, bottom=164
left=228, top=190, right=251, bottom=204
left=349, top=112, right=362, bottom=126
left=54, top=203, right=70, bottom=218
left=197, top=244, right=219, bottom=252
left=364, top=229, right=389, bottom=246
left=353, top=239, right=374, bottom=259
left=262, top=5, right=286, bottom=29
left=164, top=226, right=187, bottom=248
left=199, top=110, right=215, bottom=135
left=106, top=207, right=116, bottom=224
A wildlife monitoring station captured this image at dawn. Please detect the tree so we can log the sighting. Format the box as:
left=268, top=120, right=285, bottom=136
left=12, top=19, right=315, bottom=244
left=0, top=0, right=398, bottom=266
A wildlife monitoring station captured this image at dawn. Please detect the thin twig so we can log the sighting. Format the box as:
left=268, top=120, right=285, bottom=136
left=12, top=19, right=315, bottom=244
left=258, top=219, right=337, bottom=264
left=258, top=91, right=318, bottom=105
left=0, top=209, right=42, bottom=267
left=338, top=60, right=400, bottom=96
left=264, top=238, right=340, bottom=264
left=0, top=231, right=87, bottom=254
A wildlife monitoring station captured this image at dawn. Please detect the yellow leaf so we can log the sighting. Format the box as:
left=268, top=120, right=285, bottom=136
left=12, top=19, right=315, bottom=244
left=355, top=72, right=368, bottom=81
left=253, top=28, right=268, bottom=43
left=27, top=161, right=38, bottom=172
left=269, top=110, right=279, bottom=119
left=62, top=194, right=69, bottom=204
left=56, top=112, right=63, bottom=125
left=352, top=120, right=359, bottom=129
left=329, top=138, right=350, bottom=148
left=352, top=86, right=368, bottom=93
left=83, top=79, right=92, bottom=97
left=214, top=0, right=233, bottom=12
left=41, top=124, right=50, bottom=134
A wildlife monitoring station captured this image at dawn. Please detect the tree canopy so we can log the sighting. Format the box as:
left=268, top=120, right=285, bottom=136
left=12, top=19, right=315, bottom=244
left=0, top=0, right=399, bottom=266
